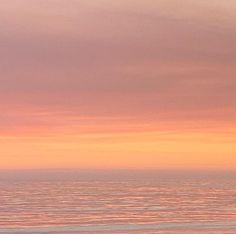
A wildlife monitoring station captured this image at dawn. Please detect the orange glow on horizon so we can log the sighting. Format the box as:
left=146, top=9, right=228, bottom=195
left=0, top=125, right=235, bottom=170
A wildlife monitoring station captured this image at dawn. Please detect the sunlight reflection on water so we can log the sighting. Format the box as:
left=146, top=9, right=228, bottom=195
left=0, top=174, right=236, bottom=233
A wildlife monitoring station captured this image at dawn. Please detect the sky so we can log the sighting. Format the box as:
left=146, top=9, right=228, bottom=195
left=0, top=0, right=236, bottom=170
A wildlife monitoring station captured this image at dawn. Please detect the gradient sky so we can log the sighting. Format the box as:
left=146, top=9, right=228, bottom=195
left=0, top=0, right=236, bottom=169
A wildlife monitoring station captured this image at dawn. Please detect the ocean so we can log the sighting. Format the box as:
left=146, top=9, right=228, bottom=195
left=0, top=170, right=235, bottom=233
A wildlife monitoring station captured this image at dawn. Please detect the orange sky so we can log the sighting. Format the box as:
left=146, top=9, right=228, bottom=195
left=0, top=0, right=236, bottom=169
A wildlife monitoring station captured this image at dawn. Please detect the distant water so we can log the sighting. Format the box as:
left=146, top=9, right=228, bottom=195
left=0, top=171, right=236, bottom=233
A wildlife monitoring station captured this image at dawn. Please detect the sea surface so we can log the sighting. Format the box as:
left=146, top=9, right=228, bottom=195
left=0, top=171, right=236, bottom=234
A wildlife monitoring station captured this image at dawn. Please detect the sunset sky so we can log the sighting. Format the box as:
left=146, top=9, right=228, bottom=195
left=0, top=0, right=235, bottom=169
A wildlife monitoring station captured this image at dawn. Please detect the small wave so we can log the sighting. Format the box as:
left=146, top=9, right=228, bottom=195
left=1, top=221, right=236, bottom=233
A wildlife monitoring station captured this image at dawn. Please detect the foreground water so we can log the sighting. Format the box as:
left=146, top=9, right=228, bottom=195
left=0, top=171, right=236, bottom=233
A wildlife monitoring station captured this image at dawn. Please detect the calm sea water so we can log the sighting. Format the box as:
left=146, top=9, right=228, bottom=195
left=0, top=171, right=236, bottom=234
